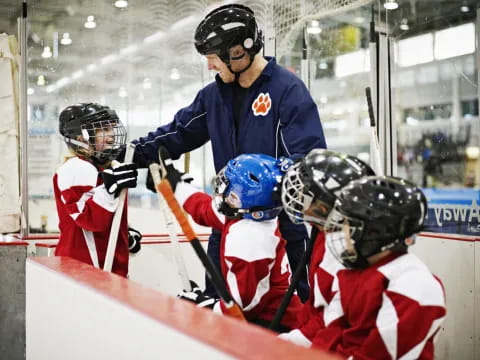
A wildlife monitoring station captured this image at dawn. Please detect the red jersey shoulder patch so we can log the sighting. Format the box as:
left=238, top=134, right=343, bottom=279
left=252, top=92, right=272, bottom=116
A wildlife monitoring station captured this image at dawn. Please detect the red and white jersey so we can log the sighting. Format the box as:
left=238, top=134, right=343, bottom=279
left=53, top=157, right=130, bottom=277
left=176, top=182, right=302, bottom=328
left=295, top=230, right=344, bottom=342
left=313, top=252, right=446, bottom=360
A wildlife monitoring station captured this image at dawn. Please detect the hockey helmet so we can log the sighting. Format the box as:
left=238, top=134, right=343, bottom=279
left=214, top=154, right=291, bottom=221
left=59, top=103, right=126, bottom=164
left=194, top=4, right=263, bottom=65
left=282, top=149, right=374, bottom=226
left=325, top=176, right=427, bottom=269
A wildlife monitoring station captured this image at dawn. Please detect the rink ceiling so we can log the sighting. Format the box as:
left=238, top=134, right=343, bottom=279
left=0, top=0, right=477, bottom=106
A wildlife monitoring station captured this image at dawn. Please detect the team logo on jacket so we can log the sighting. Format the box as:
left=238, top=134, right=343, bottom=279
left=252, top=92, right=271, bottom=116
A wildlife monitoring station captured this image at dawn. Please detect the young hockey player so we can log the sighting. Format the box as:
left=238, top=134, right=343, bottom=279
left=53, top=103, right=139, bottom=277
left=132, top=3, right=327, bottom=301
left=278, top=149, right=374, bottom=344
left=314, top=176, right=446, bottom=359
left=160, top=151, right=302, bottom=331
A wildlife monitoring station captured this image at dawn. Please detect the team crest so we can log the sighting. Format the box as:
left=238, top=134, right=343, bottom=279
left=252, top=92, right=272, bottom=116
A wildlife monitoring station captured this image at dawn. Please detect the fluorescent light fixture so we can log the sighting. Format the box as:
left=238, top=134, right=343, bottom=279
left=406, top=116, right=419, bottom=125
left=466, top=146, right=479, bottom=159
left=60, top=33, right=72, bottom=45
left=86, top=63, right=97, bottom=72
left=41, top=46, right=52, bottom=58
left=85, top=16, right=96, bottom=29
left=56, top=77, right=71, bottom=87
left=114, top=0, right=128, bottom=8
left=318, top=61, right=328, bottom=70
left=27, top=88, right=34, bottom=95
left=143, top=31, right=165, bottom=44
left=37, top=75, right=46, bottom=86
left=434, top=23, right=475, bottom=60
left=46, top=85, right=56, bottom=93
left=320, top=96, right=328, bottom=104
left=100, top=54, right=118, bottom=65
left=397, top=33, right=433, bottom=67
left=335, top=49, right=370, bottom=77
left=400, top=19, right=409, bottom=31
left=384, top=0, right=399, bottom=10
left=120, top=44, right=138, bottom=55
left=354, top=17, right=365, bottom=24
left=72, top=70, right=84, bottom=79
left=460, top=5, right=470, bottom=12
left=306, top=20, right=321, bottom=35
left=143, top=78, right=152, bottom=89
left=170, top=68, right=180, bottom=80
left=118, top=87, right=128, bottom=98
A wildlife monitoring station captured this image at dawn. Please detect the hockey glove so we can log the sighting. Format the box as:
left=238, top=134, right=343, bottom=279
left=102, top=162, right=138, bottom=197
left=146, top=146, right=193, bottom=193
left=127, top=227, right=142, bottom=254
left=177, top=280, right=218, bottom=309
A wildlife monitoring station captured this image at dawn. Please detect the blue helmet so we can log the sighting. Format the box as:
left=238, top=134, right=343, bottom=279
left=214, top=154, right=292, bottom=221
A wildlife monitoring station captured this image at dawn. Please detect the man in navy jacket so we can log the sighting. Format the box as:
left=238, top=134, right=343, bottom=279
left=132, top=4, right=326, bottom=301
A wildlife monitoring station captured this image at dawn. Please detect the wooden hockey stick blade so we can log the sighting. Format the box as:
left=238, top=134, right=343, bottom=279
left=157, top=179, right=245, bottom=321
left=104, top=142, right=135, bottom=272
left=149, top=163, right=191, bottom=291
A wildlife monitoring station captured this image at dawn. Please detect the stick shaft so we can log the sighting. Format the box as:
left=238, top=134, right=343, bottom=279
left=103, top=143, right=135, bottom=272
left=157, top=179, right=245, bottom=321
left=366, top=87, right=384, bottom=176
left=149, top=163, right=191, bottom=290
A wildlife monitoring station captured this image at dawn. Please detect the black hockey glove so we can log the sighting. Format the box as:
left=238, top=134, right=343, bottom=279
left=102, top=162, right=138, bottom=197
left=127, top=227, right=142, bottom=254
left=177, top=280, right=218, bottom=309
left=146, top=146, right=193, bottom=193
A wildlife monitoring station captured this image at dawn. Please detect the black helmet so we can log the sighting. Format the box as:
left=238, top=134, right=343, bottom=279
left=281, top=149, right=375, bottom=226
left=59, top=103, right=126, bottom=164
left=326, top=176, right=427, bottom=269
left=194, top=4, right=263, bottom=65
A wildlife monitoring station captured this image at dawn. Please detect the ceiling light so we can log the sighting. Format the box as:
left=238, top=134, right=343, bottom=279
left=143, top=78, right=152, bottom=89
left=27, top=88, right=34, bottom=95
left=37, top=75, right=46, bottom=86
left=354, top=17, right=365, bottom=24
left=170, top=68, right=180, bottom=80
left=383, top=0, right=399, bottom=10
left=60, top=33, right=72, bottom=45
left=84, top=16, right=96, bottom=29
left=114, top=0, right=128, bottom=8
left=460, top=5, right=470, bottom=12
left=41, top=46, right=52, bottom=58
left=318, top=61, right=328, bottom=70
left=72, top=70, right=84, bottom=79
left=118, top=87, right=128, bottom=98
left=400, top=19, right=409, bottom=31
left=46, top=85, right=57, bottom=93
left=306, top=20, right=322, bottom=35
left=86, top=63, right=97, bottom=72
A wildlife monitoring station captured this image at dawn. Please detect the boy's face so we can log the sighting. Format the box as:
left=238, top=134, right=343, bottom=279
left=304, top=198, right=331, bottom=230
left=205, top=44, right=251, bottom=82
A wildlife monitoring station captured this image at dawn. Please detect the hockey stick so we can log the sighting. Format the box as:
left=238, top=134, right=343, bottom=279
left=154, top=168, right=245, bottom=321
left=269, top=227, right=317, bottom=331
left=104, top=143, right=135, bottom=272
left=149, top=163, right=191, bottom=291
left=366, top=87, right=384, bottom=176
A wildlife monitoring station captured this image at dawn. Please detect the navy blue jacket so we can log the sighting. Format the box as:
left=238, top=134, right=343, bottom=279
left=133, top=57, right=326, bottom=171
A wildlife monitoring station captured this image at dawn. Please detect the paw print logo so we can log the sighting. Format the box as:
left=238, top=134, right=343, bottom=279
left=252, top=92, right=272, bottom=116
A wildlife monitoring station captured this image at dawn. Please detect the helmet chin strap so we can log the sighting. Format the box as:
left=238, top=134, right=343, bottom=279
left=225, top=51, right=255, bottom=79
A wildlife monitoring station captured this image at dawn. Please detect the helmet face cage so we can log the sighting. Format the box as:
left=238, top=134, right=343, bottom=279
left=82, top=118, right=127, bottom=164
left=282, top=162, right=316, bottom=224
left=325, top=206, right=365, bottom=268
